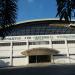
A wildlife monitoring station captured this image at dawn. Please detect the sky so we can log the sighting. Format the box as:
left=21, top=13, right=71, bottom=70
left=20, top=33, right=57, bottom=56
left=17, top=0, right=57, bottom=22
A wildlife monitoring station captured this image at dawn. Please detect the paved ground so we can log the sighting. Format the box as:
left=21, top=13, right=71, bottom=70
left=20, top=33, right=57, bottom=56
left=0, top=64, right=75, bottom=75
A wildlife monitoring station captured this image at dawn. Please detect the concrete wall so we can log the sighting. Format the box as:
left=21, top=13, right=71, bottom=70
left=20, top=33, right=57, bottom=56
left=0, top=34, right=75, bottom=67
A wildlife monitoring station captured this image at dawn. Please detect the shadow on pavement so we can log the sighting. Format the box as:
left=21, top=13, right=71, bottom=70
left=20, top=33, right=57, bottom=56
left=0, top=64, right=75, bottom=75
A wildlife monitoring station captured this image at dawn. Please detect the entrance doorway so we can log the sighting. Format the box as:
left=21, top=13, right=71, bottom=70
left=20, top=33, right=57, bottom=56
left=29, top=55, right=51, bottom=63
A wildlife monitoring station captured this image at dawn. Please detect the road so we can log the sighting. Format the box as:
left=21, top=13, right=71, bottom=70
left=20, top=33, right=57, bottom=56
left=0, top=64, right=75, bottom=75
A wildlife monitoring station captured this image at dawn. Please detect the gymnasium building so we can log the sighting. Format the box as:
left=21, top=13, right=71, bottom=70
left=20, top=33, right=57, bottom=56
left=0, top=18, right=75, bottom=67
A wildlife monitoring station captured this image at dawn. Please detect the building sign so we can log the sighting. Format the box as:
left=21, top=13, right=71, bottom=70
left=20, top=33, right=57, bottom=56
left=3, top=34, right=75, bottom=41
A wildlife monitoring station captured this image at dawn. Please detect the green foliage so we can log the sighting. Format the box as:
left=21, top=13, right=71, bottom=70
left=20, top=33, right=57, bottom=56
left=56, top=0, right=75, bottom=22
left=0, top=0, right=17, bottom=38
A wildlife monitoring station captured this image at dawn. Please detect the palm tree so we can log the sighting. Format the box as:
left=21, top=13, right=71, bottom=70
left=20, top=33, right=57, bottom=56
left=56, top=0, right=75, bottom=22
left=0, top=0, right=17, bottom=39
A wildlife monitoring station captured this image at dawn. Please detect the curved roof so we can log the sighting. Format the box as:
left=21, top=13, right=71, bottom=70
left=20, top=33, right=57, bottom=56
left=16, top=18, right=60, bottom=24
left=1, top=18, right=75, bottom=36
left=16, top=18, right=75, bottom=25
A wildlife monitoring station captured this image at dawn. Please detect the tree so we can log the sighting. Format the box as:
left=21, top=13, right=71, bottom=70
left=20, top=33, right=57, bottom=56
left=56, top=0, right=75, bottom=22
left=0, top=0, right=17, bottom=39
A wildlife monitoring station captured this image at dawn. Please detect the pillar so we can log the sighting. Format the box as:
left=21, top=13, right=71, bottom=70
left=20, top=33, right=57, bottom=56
left=49, top=39, right=54, bottom=63
left=65, top=39, right=70, bottom=63
left=10, top=41, right=13, bottom=66
left=27, top=40, right=29, bottom=64
left=51, top=54, right=54, bottom=63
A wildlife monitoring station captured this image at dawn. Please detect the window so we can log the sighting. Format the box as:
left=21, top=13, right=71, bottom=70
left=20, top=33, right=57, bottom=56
left=67, top=40, right=75, bottom=44
left=53, top=54, right=66, bottom=56
left=52, top=41, right=65, bottom=44
left=0, top=43, right=10, bottom=46
left=29, top=41, right=49, bottom=45
left=13, top=42, right=26, bottom=46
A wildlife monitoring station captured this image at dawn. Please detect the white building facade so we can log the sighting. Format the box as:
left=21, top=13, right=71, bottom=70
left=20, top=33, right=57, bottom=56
left=0, top=19, right=75, bottom=67
left=0, top=34, right=75, bottom=67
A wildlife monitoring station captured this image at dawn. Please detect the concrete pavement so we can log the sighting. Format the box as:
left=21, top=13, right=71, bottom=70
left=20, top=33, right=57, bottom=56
left=0, top=63, right=75, bottom=75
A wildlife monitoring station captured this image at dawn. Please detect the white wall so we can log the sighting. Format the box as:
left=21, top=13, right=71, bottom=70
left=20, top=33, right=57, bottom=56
left=0, top=34, right=75, bottom=67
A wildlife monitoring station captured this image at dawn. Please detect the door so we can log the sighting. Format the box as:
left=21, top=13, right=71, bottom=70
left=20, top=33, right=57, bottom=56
left=29, top=55, right=51, bottom=63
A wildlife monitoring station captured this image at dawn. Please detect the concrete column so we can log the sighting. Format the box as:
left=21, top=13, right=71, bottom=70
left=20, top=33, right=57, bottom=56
left=51, top=54, right=54, bottom=63
left=27, top=40, right=29, bottom=50
left=10, top=41, right=13, bottom=66
left=26, top=40, right=29, bottom=64
left=65, top=39, right=70, bottom=63
left=49, top=39, right=53, bottom=48
left=49, top=39, right=54, bottom=63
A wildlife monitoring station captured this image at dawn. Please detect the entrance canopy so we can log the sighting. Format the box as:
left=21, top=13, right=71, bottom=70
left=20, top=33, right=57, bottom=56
left=21, top=48, right=59, bottom=56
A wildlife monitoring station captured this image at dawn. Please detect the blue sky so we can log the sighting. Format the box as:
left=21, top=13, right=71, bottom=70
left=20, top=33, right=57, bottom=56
left=17, top=0, right=57, bottom=22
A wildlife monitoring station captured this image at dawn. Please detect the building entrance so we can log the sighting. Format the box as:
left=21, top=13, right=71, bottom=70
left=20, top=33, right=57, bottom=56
left=29, top=55, right=51, bottom=63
